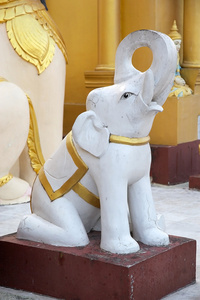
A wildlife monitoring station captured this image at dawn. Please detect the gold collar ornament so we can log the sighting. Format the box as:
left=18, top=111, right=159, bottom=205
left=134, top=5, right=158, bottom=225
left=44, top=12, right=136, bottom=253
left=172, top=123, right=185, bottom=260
left=109, top=134, right=150, bottom=146
left=0, top=0, right=68, bottom=74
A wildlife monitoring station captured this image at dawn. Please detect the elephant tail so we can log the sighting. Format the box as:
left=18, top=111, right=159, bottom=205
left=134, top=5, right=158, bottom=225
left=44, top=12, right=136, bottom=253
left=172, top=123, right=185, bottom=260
left=27, top=95, right=45, bottom=174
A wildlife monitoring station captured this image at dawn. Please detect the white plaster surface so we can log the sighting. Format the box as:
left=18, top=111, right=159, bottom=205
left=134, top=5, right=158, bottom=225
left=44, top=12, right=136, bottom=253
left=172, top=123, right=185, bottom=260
left=17, top=30, right=177, bottom=255
left=0, top=182, right=200, bottom=299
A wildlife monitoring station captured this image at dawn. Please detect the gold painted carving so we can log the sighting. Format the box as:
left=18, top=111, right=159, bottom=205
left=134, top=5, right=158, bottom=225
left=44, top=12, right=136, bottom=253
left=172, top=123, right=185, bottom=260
left=109, top=134, right=150, bottom=146
left=0, top=0, right=68, bottom=74
left=27, top=94, right=45, bottom=174
left=0, top=173, right=13, bottom=187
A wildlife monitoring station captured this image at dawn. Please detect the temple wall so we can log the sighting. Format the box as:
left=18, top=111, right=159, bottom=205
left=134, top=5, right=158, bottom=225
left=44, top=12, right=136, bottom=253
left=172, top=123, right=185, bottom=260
left=47, top=0, right=98, bottom=134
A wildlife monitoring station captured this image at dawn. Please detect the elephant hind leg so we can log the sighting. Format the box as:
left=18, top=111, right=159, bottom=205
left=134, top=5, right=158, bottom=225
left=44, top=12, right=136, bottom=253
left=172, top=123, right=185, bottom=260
left=17, top=212, right=89, bottom=247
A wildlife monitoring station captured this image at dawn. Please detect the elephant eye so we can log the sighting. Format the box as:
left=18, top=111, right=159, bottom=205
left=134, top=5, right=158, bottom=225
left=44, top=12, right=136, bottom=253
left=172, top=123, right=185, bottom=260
left=121, top=92, right=135, bottom=100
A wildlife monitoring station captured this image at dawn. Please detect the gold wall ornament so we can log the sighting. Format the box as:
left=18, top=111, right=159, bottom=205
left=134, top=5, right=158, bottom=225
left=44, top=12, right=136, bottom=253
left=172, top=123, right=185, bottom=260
left=0, top=0, right=68, bottom=74
left=26, top=94, right=45, bottom=174
left=0, top=173, right=13, bottom=187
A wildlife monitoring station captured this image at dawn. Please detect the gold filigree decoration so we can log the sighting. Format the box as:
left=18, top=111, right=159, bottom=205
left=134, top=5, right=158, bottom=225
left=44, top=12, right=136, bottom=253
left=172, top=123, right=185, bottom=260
left=26, top=94, right=45, bottom=174
left=0, top=0, right=68, bottom=74
left=0, top=173, right=13, bottom=187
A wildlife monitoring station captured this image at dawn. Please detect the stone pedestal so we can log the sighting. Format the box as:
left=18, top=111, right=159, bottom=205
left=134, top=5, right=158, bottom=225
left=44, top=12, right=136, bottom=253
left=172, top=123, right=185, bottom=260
left=189, top=174, right=200, bottom=190
left=151, top=140, right=200, bottom=185
left=150, top=94, right=200, bottom=185
left=0, top=232, right=196, bottom=300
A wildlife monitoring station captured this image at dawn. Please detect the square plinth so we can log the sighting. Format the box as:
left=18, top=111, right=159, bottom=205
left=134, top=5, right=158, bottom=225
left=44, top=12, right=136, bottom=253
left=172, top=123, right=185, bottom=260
left=189, top=174, right=200, bottom=190
left=151, top=140, right=200, bottom=185
left=0, top=232, right=196, bottom=300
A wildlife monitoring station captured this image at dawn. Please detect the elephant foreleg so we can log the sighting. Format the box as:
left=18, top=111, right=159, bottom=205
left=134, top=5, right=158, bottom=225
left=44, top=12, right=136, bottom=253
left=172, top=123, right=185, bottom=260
left=97, top=178, right=140, bottom=254
left=128, top=176, right=169, bottom=246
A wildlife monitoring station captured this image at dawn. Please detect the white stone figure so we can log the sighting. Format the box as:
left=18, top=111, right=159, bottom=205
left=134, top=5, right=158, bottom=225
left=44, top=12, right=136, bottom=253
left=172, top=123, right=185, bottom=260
left=0, top=0, right=67, bottom=189
left=0, top=79, right=30, bottom=204
left=17, top=30, right=177, bottom=254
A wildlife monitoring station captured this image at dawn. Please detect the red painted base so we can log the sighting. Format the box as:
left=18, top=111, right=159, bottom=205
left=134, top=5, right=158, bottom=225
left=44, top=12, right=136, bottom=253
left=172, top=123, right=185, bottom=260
left=189, top=174, right=200, bottom=190
left=0, top=232, right=196, bottom=300
left=151, top=140, right=200, bottom=185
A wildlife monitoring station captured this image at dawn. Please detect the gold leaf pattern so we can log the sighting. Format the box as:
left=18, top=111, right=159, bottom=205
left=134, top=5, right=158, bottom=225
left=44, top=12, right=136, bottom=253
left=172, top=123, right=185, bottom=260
left=0, top=0, right=68, bottom=73
left=7, top=14, right=55, bottom=73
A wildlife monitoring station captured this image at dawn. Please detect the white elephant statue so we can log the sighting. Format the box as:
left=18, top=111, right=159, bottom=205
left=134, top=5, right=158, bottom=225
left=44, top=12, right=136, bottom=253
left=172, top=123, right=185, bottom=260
left=17, top=30, right=177, bottom=254
left=0, top=0, right=67, bottom=203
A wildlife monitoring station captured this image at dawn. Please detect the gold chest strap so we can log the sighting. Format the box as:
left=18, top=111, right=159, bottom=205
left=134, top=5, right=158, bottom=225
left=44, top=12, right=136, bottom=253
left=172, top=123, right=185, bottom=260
left=38, top=131, right=100, bottom=208
left=38, top=131, right=150, bottom=208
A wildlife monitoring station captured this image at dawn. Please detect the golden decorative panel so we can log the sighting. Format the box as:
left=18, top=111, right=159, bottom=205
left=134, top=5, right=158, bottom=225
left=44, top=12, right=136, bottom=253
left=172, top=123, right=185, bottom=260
left=0, top=0, right=68, bottom=74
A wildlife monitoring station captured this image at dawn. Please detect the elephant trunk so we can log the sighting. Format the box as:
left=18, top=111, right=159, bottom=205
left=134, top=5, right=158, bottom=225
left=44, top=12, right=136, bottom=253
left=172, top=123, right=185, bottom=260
left=114, top=30, right=177, bottom=107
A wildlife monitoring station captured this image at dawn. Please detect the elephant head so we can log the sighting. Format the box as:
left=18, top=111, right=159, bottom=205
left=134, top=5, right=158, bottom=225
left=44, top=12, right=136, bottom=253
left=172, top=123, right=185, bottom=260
left=86, top=30, right=177, bottom=139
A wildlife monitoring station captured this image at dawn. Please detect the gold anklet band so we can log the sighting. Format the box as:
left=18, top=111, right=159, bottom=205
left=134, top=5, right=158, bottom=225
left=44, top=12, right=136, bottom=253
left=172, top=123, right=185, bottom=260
left=0, top=173, right=13, bottom=187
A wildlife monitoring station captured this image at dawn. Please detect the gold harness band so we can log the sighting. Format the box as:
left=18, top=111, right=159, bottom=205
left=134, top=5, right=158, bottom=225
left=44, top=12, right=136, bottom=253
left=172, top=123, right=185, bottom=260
left=38, top=131, right=150, bottom=208
left=38, top=131, right=100, bottom=208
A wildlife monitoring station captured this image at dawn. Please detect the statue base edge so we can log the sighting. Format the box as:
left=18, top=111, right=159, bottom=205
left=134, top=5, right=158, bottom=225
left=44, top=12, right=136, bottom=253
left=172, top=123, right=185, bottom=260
left=189, top=174, right=200, bottom=190
left=0, top=232, right=196, bottom=300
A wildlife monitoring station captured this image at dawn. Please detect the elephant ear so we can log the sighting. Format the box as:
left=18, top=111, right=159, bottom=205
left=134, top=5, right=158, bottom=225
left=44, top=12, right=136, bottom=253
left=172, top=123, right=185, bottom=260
left=72, top=111, right=110, bottom=157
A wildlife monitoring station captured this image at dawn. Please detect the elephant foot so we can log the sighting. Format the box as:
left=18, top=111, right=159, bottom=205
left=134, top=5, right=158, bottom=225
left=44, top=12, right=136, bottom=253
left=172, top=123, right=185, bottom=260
left=100, top=236, right=140, bottom=254
left=136, top=227, right=169, bottom=247
left=0, top=176, right=31, bottom=205
left=17, top=214, right=90, bottom=247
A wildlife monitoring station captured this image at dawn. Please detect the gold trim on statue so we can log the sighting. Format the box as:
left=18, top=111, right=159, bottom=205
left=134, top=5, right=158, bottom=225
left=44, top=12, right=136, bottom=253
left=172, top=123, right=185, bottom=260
left=0, top=0, right=68, bottom=74
left=0, top=173, right=13, bottom=187
left=38, top=131, right=100, bottom=208
left=27, top=94, right=45, bottom=174
left=109, top=134, right=150, bottom=146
